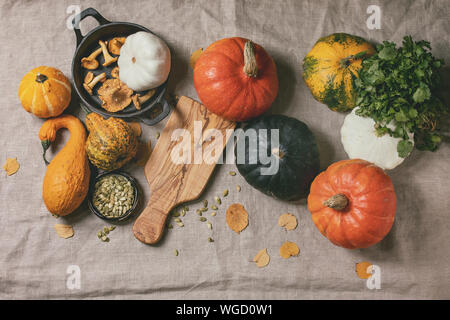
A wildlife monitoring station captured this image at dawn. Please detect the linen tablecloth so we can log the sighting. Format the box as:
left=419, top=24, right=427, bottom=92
left=1, top=0, right=449, bottom=299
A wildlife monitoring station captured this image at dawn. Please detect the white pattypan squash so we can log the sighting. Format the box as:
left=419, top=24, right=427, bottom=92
left=341, top=108, right=414, bottom=170
left=118, top=31, right=171, bottom=91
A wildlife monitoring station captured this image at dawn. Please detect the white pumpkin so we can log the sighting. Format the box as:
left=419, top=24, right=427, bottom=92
left=118, top=31, right=171, bottom=91
left=341, top=108, right=414, bottom=170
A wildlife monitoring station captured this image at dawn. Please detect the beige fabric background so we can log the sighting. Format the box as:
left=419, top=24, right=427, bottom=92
left=1, top=0, right=449, bottom=299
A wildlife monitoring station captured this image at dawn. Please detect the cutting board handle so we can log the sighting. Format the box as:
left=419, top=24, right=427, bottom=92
left=133, top=194, right=172, bottom=244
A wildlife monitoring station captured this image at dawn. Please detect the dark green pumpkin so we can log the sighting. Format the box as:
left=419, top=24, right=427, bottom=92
left=235, top=115, right=320, bottom=201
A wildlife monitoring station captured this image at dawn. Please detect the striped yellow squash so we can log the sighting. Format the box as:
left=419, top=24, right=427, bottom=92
left=303, top=33, right=375, bottom=112
left=19, top=66, right=71, bottom=118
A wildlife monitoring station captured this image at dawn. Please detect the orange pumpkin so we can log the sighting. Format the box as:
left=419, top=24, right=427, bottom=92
left=307, top=159, right=396, bottom=249
left=193, top=37, right=278, bottom=121
left=19, top=66, right=71, bottom=118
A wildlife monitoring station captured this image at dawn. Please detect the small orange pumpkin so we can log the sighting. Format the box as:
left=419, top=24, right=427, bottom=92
left=19, top=66, right=71, bottom=118
left=193, top=37, right=278, bottom=121
left=307, top=159, right=396, bottom=249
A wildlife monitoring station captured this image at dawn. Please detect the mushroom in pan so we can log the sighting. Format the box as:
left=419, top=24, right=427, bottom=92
left=81, top=47, right=102, bottom=70
left=111, top=66, right=120, bottom=79
left=83, top=72, right=106, bottom=95
left=108, top=37, right=126, bottom=55
left=131, top=89, right=156, bottom=110
left=84, top=72, right=94, bottom=84
left=98, top=78, right=133, bottom=112
left=99, top=40, right=118, bottom=67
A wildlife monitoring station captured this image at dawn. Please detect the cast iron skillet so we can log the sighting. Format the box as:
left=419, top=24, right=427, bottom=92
left=71, top=8, right=171, bottom=125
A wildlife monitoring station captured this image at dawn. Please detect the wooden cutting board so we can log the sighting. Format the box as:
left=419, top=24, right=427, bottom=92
left=133, top=96, right=236, bottom=244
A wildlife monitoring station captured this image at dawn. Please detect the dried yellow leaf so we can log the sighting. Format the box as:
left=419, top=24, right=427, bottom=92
left=190, top=48, right=203, bottom=69
left=253, top=248, right=270, bottom=268
left=226, top=203, right=249, bottom=234
left=3, top=158, right=20, bottom=176
left=355, top=262, right=373, bottom=279
left=135, top=140, right=152, bottom=166
left=129, top=121, right=142, bottom=137
left=278, top=213, right=298, bottom=231
left=280, top=241, right=299, bottom=259
left=54, top=224, right=74, bottom=239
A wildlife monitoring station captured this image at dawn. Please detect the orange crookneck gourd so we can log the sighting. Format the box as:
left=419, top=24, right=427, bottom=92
left=39, top=115, right=90, bottom=216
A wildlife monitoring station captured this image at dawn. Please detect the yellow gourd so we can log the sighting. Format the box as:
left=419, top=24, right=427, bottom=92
left=39, top=115, right=90, bottom=216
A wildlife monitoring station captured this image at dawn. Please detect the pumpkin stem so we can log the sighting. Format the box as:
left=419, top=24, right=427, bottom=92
left=340, top=50, right=367, bottom=68
left=323, top=194, right=349, bottom=211
left=35, top=72, right=48, bottom=83
left=243, top=41, right=258, bottom=78
left=272, top=147, right=285, bottom=159
left=41, top=140, right=51, bottom=165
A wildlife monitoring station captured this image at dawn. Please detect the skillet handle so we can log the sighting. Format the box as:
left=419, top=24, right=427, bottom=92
left=136, top=96, right=172, bottom=126
left=72, top=8, right=111, bottom=46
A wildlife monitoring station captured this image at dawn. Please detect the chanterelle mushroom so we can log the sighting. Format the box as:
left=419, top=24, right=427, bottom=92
left=108, top=37, right=126, bottom=55
left=83, top=72, right=106, bottom=95
left=98, top=78, right=133, bottom=112
left=81, top=47, right=102, bottom=70
left=99, top=40, right=118, bottom=67
left=131, top=89, right=156, bottom=110
left=111, top=66, right=120, bottom=78
left=84, top=72, right=94, bottom=84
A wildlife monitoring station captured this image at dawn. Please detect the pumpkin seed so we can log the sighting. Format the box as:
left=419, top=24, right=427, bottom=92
left=174, top=218, right=182, bottom=223
left=97, top=231, right=103, bottom=238
left=156, top=132, right=160, bottom=139
left=214, top=196, right=221, bottom=205
left=200, top=207, right=208, bottom=212
left=184, top=206, right=189, bottom=211
left=207, top=222, right=212, bottom=229
left=109, top=226, right=116, bottom=231
left=208, top=237, right=214, bottom=242
left=173, top=211, right=180, bottom=217
left=211, top=212, right=217, bottom=217
left=229, top=171, right=236, bottom=176
left=236, top=185, right=241, bottom=192
left=223, top=189, right=229, bottom=197
left=199, top=217, right=207, bottom=222
left=202, top=200, right=208, bottom=207
left=196, top=209, right=202, bottom=216
left=211, top=205, right=218, bottom=210
left=93, top=174, right=135, bottom=218
left=173, top=249, right=179, bottom=256
left=168, top=224, right=173, bottom=229
left=101, top=235, right=109, bottom=242
left=177, top=222, right=184, bottom=227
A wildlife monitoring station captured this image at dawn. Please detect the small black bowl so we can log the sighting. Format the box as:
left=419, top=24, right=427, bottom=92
left=88, top=171, right=139, bottom=222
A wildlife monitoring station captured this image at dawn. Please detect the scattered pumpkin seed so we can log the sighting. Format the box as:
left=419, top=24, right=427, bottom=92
left=229, top=171, right=236, bottom=176
left=173, top=211, right=180, bottom=217
left=202, top=200, right=208, bottom=207
left=109, top=226, right=116, bottom=231
left=199, top=217, right=207, bottom=222
left=103, top=227, right=109, bottom=234
left=211, top=205, right=218, bottom=210
left=207, top=222, right=212, bottom=229
left=156, top=132, right=160, bottom=139
left=211, top=212, right=217, bottom=217
left=101, top=235, right=109, bottom=242
left=168, top=224, right=173, bottom=229
left=97, top=231, right=103, bottom=238
left=208, top=237, right=214, bottom=242
left=200, top=207, right=208, bottom=212
left=177, top=222, right=184, bottom=227
left=214, top=196, right=221, bottom=205
left=174, top=217, right=182, bottom=223
left=181, top=210, right=186, bottom=217
left=196, top=209, right=202, bottom=216
left=223, top=189, right=229, bottom=197
left=236, top=185, right=241, bottom=192
left=174, top=249, right=179, bottom=256
left=184, top=206, right=189, bottom=211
